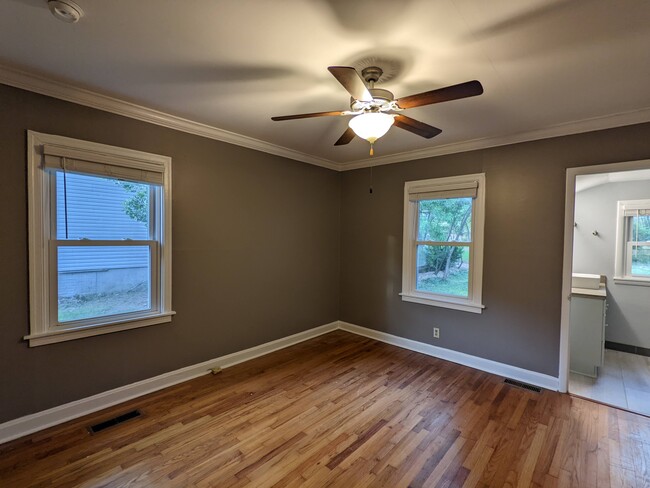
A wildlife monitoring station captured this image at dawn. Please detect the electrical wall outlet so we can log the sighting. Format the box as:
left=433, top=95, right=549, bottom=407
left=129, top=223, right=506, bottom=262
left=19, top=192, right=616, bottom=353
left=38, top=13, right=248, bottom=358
left=433, top=327, right=440, bottom=339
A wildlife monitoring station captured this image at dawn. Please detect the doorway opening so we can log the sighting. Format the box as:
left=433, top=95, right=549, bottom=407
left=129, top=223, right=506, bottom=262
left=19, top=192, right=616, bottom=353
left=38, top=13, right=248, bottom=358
left=560, top=160, right=650, bottom=416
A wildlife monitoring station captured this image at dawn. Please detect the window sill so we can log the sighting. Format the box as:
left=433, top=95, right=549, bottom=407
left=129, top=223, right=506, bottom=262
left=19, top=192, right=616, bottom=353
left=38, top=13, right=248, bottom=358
left=400, top=293, right=484, bottom=314
left=24, top=312, right=176, bottom=347
left=613, top=277, right=650, bottom=287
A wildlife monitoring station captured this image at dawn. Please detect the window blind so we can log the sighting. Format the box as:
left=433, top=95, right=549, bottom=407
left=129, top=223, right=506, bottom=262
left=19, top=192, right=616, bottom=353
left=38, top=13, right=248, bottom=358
left=42, top=144, right=164, bottom=185
left=408, top=180, right=478, bottom=201
left=622, top=207, right=650, bottom=217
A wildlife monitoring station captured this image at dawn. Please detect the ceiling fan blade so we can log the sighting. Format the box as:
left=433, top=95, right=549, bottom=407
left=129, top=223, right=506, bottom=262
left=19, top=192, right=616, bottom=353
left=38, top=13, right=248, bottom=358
left=396, top=80, right=484, bottom=109
left=393, top=115, right=442, bottom=139
left=271, top=110, right=346, bottom=121
left=327, top=66, right=373, bottom=102
left=334, top=127, right=356, bottom=146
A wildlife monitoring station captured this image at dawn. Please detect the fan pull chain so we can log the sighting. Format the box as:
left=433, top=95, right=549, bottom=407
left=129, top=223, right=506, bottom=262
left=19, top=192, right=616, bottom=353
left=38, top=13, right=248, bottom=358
left=369, top=143, right=374, bottom=156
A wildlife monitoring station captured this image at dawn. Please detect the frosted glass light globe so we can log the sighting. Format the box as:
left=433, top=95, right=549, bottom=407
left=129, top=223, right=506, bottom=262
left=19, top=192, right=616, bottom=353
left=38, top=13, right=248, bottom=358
left=348, top=113, right=395, bottom=143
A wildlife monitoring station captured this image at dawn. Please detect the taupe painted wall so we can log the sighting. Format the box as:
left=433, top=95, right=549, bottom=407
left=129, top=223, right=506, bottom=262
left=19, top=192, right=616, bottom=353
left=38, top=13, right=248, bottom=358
left=574, top=180, right=650, bottom=348
left=340, top=123, right=650, bottom=377
left=2, top=80, right=650, bottom=424
left=0, top=84, right=340, bottom=423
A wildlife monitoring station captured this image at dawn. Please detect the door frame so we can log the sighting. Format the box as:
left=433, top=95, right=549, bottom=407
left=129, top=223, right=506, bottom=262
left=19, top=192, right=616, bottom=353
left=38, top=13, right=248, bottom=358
left=559, top=158, right=650, bottom=393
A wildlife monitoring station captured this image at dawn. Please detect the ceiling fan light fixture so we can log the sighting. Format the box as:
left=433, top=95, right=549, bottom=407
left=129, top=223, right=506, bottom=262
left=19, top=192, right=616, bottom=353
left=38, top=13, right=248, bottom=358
left=271, top=66, right=482, bottom=155
left=348, top=112, right=395, bottom=144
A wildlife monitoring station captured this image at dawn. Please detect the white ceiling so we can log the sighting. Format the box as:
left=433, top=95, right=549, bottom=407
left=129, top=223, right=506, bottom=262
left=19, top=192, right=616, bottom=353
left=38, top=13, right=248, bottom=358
left=1, top=0, right=649, bottom=168
left=576, top=169, right=650, bottom=193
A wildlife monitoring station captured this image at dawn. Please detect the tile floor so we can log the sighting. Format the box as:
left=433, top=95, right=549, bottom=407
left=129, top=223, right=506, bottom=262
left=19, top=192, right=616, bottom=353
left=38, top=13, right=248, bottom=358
left=570, top=348, right=650, bottom=416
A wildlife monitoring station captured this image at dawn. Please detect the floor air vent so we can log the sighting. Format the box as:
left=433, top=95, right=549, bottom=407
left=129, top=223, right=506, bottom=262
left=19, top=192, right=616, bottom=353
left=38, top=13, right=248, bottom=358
left=504, top=378, right=542, bottom=393
left=88, top=409, right=142, bottom=433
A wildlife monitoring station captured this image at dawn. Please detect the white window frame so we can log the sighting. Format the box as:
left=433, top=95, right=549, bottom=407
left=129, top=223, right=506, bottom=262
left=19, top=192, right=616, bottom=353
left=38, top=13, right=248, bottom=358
left=614, top=199, right=650, bottom=287
left=26, top=131, right=174, bottom=346
left=401, top=173, right=486, bottom=313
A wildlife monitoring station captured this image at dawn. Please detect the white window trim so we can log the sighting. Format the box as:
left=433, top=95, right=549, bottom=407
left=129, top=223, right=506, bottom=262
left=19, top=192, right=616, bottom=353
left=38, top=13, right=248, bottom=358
left=401, top=173, right=486, bottom=313
left=25, top=131, right=174, bottom=347
left=614, top=199, right=650, bottom=287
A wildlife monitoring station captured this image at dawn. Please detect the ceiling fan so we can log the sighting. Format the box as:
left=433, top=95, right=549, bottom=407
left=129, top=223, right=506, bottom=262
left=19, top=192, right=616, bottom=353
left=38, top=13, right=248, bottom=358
left=271, top=66, right=483, bottom=156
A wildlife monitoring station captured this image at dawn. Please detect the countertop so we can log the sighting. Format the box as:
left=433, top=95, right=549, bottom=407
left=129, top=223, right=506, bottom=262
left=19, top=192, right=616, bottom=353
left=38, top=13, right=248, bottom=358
left=571, top=284, right=607, bottom=298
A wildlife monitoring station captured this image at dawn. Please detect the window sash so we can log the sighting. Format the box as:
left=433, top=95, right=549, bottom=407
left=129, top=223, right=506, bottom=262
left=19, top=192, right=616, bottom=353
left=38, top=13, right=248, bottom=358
left=625, top=241, right=650, bottom=277
left=614, top=200, right=650, bottom=284
left=624, top=214, right=650, bottom=242
left=49, top=172, right=160, bottom=242
left=411, top=197, right=477, bottom=300
left=47, top=169, right=163, bottom=327
left=415, top=197, right=473, bottom=244
left=623, top=210, right=650, bottom=277
left=412, top=245, right=475, bottom=299
left=48, top=240, right=160, bottom=328
left=413, top=243, right=473, bottom=299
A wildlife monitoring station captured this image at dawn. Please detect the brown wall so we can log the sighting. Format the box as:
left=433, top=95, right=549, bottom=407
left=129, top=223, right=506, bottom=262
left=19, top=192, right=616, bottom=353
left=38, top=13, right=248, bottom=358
left=2, top=79, right=650, bottom=424
left=340, top=123, right=650, bottom=377
left=0, top=84, right=341, bottom=423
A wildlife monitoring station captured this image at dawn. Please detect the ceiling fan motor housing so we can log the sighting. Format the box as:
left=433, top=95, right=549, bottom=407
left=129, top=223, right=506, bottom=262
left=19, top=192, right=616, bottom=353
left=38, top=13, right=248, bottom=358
left=361, top=66, right=384, bottom=84
left=368, top=88, right=393, bottom=102
left=350, top=88, right=394, bottom=112
left=349, top=66, right=396, bottom=112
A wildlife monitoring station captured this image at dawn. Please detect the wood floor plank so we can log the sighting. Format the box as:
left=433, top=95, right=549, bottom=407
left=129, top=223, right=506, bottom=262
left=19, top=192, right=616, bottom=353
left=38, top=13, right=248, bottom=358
left=2, top=330, right=650, bottom=487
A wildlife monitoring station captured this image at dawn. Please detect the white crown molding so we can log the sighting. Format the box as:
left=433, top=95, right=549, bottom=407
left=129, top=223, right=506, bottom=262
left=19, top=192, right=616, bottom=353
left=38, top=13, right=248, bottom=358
left=340, top=107, right=650, bottom=171
left=2, top=64, right=649, bottom=174
left=338, top=321, right=559, bottom=391
left=0, top=321, right=338, bottom=445
left=0, top=64, right=339, bottom=171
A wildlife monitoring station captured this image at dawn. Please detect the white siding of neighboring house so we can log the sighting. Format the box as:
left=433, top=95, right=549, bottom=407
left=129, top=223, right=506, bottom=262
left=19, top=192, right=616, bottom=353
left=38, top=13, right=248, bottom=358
left=55, top=172, right=150, bottom=296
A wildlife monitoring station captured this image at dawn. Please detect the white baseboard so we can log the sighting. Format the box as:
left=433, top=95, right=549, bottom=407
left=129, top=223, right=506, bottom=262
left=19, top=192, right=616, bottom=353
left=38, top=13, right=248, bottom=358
left=0, top=319, right=559, bottom=445
left=0, top=321, right=338, bottom=445
left=338, top=321, right=559, bottom=391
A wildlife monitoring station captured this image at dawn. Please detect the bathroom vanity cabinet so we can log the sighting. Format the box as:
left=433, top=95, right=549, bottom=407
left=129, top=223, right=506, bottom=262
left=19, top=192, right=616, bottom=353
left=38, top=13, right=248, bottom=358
left=569, top=287, right=607, bottom=378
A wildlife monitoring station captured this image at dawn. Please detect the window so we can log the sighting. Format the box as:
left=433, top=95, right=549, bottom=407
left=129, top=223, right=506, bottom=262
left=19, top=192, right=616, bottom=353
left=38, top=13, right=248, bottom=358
left=401, top=173, right=486, bottom=313
left=26, top=132, right=173, bottom=346
left=615, top=199, right=650, bottom=286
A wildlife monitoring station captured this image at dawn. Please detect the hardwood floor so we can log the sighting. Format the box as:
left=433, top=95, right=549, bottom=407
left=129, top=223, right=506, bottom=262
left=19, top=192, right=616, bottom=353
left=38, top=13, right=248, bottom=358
left=2, top=330, right=650, bottom=487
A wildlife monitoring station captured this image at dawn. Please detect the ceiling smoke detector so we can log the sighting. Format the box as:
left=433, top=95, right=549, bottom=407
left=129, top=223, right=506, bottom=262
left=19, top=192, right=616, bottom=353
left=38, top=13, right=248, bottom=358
left=48, top=0, right=84, bottom=23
